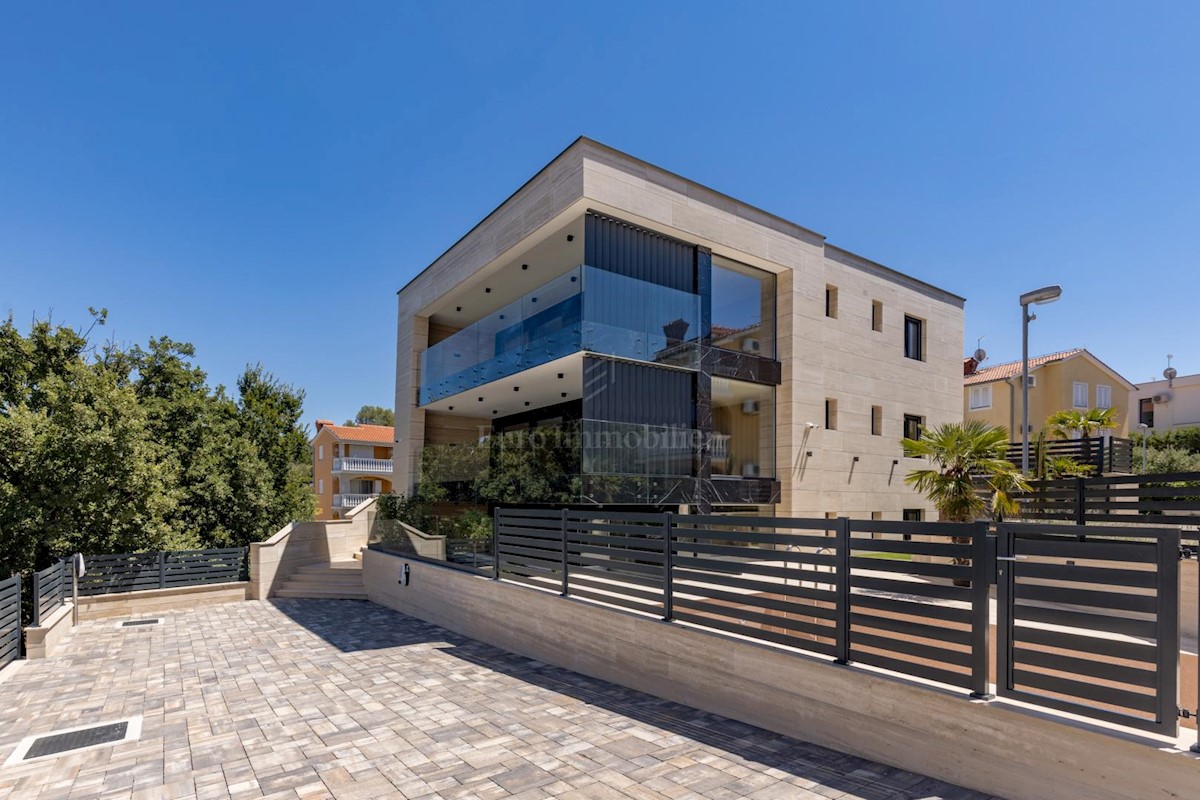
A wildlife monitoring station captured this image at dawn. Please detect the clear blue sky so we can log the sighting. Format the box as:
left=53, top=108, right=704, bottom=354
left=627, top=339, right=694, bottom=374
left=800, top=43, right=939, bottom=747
left=3, top=3, right=1197, bottom=428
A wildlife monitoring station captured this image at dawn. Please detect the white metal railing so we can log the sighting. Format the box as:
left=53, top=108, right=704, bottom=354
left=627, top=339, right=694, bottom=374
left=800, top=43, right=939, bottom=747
left=332, top=458, right=393, bottom=474
left=335, top=493, right=378, bottom=508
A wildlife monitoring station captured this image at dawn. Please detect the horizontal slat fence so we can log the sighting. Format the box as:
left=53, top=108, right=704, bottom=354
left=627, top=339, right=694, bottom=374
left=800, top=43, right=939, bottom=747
left=1011, top=471, right=1200, bottom=545
left=848, top=519, right=990, bottom=695
left=32, top=560, right=68, bottom=626
left=997, top=523, right=1179, bottom=735
left=494, top=508, right=1185, bottom=737
left=76, top=547, right=247, bottom=596
left=1005, top=437, right=1133, bottom=474
left=0, top=575, right=21, bottom=669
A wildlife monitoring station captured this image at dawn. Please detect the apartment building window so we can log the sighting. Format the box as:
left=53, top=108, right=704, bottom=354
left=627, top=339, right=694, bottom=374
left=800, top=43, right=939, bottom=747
left=825, top=398, right=838, bottom=431
left=968, top=385, right=992, bottom=410
left=712, top=257, right=776, bottom=358
left=825, top=285, right=839, bottom=319
left=901, top=508, right=921, bottom=539
left=904, top=315, right=924, bottom=361
left=1073, top=382, right=1089, bottom=408
left=871, top=405, right=883, bottom=436
left=711, top=378, right=775, bottom=479
left=871, top=300, right=883, bottom=332
left=318, top=445, right=324, bottom=460
left=903, top=414, right=924, bottom=441
left=1096, top=384, right=1112, bottom=409
left=318, top=479, right=324, bottom=494
left=1139, top=398, right=1154, bottom=428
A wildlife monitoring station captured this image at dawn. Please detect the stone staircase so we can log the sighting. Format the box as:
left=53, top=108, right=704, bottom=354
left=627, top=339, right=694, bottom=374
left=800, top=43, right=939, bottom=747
left=273, top=556, right=366, bottom=600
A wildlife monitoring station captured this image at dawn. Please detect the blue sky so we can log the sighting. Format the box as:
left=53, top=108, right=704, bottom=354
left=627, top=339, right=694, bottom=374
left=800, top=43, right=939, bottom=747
left=2, top=3, right=1197, bottom=427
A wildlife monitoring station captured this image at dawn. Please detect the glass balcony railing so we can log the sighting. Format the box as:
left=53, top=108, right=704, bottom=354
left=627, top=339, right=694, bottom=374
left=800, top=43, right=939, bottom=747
left=420, top=266, right=701, bottom=405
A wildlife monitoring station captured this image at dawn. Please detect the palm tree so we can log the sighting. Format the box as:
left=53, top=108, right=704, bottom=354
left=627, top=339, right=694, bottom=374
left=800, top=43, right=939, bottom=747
left=902, top=421, right=1029, bottom=523
left=1044, top=407, right=1118, bottom=440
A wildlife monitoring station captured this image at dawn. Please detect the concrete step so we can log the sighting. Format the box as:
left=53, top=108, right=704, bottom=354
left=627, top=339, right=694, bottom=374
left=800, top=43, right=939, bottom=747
left=294, top=562, right=362, bottom=575
left=278, top=578, right=364, bottom=592
left=291, top=568, right=363, bottom=581
left=273, top=587, right=368, bottom=600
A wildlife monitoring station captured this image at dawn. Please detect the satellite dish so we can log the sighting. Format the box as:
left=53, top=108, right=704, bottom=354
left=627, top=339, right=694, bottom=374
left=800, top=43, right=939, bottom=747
left=973, top=348, right=987, bottom=362
left=1164, top=367, right=1177, bottom=381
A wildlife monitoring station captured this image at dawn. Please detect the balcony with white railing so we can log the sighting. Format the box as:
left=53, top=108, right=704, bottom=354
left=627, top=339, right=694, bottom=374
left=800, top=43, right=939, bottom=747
left=332, top=458, right=394, bottom=475
left=334, top=493, right=378, bottom=509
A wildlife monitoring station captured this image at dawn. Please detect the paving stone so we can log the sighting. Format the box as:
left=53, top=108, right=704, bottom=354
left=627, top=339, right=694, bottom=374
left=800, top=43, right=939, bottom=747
left=0, top=600, right=987, bottom=799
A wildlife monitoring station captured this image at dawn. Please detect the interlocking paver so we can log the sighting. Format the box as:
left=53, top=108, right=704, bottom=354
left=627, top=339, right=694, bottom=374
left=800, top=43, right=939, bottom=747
left=0, top=600, right=990, bottom=799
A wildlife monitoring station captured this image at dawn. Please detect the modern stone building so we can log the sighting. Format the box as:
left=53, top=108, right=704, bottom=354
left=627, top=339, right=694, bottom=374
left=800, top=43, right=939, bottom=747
left=394, top=138, right=965, bottom=518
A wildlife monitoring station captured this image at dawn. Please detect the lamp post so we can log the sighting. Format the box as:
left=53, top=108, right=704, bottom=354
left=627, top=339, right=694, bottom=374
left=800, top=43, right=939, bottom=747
left=1138, top=422, right=1149, bottom=473
left=1020, top=285, right=1062, bottom=473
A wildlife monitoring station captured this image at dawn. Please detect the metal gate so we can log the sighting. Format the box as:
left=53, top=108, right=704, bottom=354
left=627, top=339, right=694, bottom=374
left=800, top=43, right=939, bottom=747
left=996, top=523, right=1180, bottom=735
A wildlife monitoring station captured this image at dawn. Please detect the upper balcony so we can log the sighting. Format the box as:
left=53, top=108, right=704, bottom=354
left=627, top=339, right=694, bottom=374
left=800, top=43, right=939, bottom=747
left=419, top=266, right=700, bottom=406
left=333, top=457, right=394, bottom=475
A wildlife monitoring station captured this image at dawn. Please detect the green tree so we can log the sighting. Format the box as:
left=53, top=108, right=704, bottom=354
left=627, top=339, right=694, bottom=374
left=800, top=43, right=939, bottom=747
left=902, top=421, right=1029, bottom=522
left=345, top=405, right=394, bottom=427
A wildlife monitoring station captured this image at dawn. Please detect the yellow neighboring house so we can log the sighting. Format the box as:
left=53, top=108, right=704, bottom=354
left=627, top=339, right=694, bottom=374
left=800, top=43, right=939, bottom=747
left=311, top=420, right=395, bottom=520
left=963, top=348, right=1135, bottom=438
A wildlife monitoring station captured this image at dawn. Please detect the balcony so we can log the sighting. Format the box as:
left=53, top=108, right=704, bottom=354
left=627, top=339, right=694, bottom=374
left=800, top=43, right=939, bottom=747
left=419, top=266, right=700, bottom=406
left=333, top=457, right=393, bottom=475
left=334, top=493, right=378, bottom=509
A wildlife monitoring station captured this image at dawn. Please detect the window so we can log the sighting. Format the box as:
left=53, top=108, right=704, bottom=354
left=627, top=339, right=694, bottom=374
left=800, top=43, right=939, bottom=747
left=1024, top=375, right=1037, bottom=388
left=318, top=444, right=324, bottom=460
left=968, top=385, right=992, bottom=410
left=871, top=405, right=883, bottom=436
left=1139, top=398, right=1154, bottom=428
left=901, top=508, right=921, bottom=540
left=871, top=300, right=883, bottom=332
left=903, top=414, right=923, bottom=441
left=1097, top=384, right=1112, bottom=409
left=712, top=257, right=776, bottom=358
left=825, top=285, right=839, bottom=318
left=825, top=398, right=838, bottom=431
left=904, top=316, right=924, bottom=361
left=710, top=378, right=775, bottom=478
left=318, top=479, right=324, bottom=494
left=1073, top=382, right=1089, bottom=409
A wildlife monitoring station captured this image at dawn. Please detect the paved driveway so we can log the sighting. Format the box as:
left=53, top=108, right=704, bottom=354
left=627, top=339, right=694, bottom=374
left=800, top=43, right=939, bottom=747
left=0, top=600, right=993, bottom=800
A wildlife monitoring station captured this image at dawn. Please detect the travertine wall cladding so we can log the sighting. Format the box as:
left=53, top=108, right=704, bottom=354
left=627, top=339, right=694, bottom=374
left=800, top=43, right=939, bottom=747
left=395, top=138, right=966, bottom=517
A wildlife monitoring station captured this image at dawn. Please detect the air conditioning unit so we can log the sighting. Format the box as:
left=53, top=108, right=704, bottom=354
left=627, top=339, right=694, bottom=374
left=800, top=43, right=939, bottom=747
left=742, top=399, right=760, bottom=415
left=742, top=463, right=760, bottom=478
left=1153, top=391, right=1172, bottom=404
left=742, top=338, right=761, bottom=354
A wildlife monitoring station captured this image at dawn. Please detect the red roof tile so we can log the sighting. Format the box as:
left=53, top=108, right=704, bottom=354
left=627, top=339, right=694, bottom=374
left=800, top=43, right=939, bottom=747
left=963, top=349, right=1083, bottom=385
left=315, top=422, right=394, bottom=444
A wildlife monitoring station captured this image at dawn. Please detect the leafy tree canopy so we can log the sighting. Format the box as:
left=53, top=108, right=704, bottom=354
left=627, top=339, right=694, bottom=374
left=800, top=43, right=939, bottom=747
left=0, top=310, right=315, bottom=575
left=345, top=405, right=393, bottom=427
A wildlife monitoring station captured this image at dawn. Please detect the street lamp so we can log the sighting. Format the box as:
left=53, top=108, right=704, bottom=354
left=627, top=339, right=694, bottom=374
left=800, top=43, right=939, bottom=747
left=1020, top=285, right=1062, bottom=473
left=1138, top=422, right=1149, bottom=473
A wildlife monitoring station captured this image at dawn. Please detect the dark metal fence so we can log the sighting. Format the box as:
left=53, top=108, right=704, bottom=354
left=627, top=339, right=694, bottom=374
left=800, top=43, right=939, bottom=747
left=76, top=547, right=247, bottom=597
left=494, top=507, right=1190, bottom=738
left=997, top=523, right=1179, bottom=734
left=0, top=575, right=21, bottom=669
left=1012, top=471, right=1200, bottom=545
left=1005, top=436, right=1133, bottom=474
left=31, top=560, right=68, bottom=627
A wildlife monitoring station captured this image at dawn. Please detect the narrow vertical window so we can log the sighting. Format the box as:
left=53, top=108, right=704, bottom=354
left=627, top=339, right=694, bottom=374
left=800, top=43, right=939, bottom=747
left=871, top=405, right=883, bottom=436
left=825, top=285, right=838, bottom=318
left=871, top=300, right=883, bottom=332
left=903, top=414, right=924, bottom=441
left=318, top=444, right=324, bottom=460
left=1139, top=398, right=1154, bottom=427
left=904, top=316, right=924, bottom=361
left=825, top=398, right=838, bottom=431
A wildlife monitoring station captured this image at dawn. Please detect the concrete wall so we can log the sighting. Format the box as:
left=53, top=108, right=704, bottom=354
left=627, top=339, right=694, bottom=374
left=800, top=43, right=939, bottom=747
left=363, top=550, right=1199, bottom=800
left=75, top=582, right=249, bottom=622
left=22, top=602, right=74, bottom=659
left=249, top=501, right=374, bottom=600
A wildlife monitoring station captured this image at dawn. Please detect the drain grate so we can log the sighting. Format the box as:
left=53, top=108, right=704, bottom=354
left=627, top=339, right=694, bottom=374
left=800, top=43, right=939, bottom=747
left=25, top=722, right=128, bottom=759
left=120, top=619, right=160, bottom=628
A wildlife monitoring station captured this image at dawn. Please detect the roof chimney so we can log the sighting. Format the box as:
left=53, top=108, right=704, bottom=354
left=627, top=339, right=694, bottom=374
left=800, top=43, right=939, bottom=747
left=963, top=357, right=979, bottom=376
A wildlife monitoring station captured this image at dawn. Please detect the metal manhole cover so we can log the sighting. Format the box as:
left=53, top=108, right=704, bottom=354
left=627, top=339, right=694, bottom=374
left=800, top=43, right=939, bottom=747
left=25, top=722, right=128, bottom=759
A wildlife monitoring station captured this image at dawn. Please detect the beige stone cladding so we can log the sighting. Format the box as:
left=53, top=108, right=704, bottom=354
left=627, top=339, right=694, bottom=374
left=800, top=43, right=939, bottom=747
left=395, top=138, right=964, bottom=519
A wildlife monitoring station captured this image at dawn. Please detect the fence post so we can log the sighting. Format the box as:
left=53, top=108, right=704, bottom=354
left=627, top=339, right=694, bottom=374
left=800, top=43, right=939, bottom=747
left=662, top=511, right=674, bottom=621
left=492, top=508, right=500, bottom=580
left=560, top=508, right=569, bottom=597
left=834, top=517, right=851, bottom=665
left=157, top=551, right=166, bottom=589
left=32, top=569, right=41, bottom=628
left=970, top=521, right=992, bottom=699
left=1074, top=477, right=1086, bottom=526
